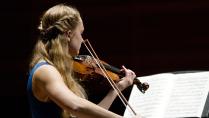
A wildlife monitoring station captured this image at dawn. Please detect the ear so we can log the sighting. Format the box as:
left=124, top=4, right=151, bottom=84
left=67, top=30, right=72, bottom=37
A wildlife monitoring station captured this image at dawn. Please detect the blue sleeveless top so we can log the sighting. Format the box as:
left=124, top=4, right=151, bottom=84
left=27, top=62, right=62, bottom=118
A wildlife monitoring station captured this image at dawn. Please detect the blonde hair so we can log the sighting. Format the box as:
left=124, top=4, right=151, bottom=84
left=30, top=4, right=86, bottom=118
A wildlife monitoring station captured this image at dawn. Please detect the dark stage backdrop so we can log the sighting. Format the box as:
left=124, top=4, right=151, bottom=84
left=1, top=0, right=209, bottom=117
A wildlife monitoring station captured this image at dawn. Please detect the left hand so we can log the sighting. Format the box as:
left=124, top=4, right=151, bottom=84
left=116, top=65, right=136, bottom=91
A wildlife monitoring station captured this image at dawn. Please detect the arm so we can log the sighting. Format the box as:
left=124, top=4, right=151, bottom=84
left=98, top=66, right=136, bottom=109
left=34, top=64, right=123, bottom=118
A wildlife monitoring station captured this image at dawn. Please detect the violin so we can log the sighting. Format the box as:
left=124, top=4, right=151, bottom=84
left=73, top=55, right=149, bottom=93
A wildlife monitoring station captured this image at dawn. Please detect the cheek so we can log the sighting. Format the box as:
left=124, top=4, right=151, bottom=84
left=68, top=37, right=81, bottom=55
left=70, top=40, right=79, bottom=50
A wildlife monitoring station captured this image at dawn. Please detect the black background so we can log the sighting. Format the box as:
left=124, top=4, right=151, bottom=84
left=1, top=0, right=209, bottom=117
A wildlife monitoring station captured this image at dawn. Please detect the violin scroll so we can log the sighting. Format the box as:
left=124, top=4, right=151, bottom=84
left=133, top=79, right=149, bottom=94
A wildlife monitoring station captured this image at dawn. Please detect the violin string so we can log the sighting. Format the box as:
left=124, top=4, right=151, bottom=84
left=82, top=39, right=137, bottom=115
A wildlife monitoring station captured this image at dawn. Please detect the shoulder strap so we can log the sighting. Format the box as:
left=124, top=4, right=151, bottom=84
left=27, top=62, right=49, bottom=93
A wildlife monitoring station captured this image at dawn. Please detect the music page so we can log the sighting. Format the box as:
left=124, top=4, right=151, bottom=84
left=163, top=72, right=209, bottom=118
left=123, top=73, right=176, bottom=118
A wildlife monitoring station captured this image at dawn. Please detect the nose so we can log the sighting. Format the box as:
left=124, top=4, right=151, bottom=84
left=80, top=37, right=84, bottom=43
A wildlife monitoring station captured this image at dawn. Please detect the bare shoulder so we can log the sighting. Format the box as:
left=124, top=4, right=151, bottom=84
left=34, top=64, right=62, bottom=84
left=32, top=64, right=67, bottom=102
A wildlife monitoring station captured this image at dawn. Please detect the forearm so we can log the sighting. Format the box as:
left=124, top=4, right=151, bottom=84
left=68, top=96, right=122, bottom=118
left=47, top=81, right=122, bottom=118
left=98, top=89, right=118, bottom=109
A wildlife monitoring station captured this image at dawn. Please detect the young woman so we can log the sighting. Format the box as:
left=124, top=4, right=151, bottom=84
left=27, top=4, right=141, bottom=118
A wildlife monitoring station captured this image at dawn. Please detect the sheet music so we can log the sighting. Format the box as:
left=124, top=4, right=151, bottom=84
left=123, top=73, right=176, bottom=118
left=164, top=72, right=209, bottom=118
left=124, top=71, right=209, bottom=118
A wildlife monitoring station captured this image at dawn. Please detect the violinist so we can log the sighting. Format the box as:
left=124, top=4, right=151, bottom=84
left=27, top=3, right=142, bottom=118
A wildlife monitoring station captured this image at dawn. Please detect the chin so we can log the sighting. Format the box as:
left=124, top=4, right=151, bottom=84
left=75, top=51, right=79, bottom=56
left=70, top=51, right=79, bottom=57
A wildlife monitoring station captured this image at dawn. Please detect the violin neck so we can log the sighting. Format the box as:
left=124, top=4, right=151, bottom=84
left=103, top=63, right=125, bottom=77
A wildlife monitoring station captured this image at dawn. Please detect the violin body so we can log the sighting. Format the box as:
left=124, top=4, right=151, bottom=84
left=73, top=55, right=120, bottom=81
left=72, top=55, right=114, bottom=102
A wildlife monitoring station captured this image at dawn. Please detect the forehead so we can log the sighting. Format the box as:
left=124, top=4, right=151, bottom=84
left=75, top=20, right=84, bottom=32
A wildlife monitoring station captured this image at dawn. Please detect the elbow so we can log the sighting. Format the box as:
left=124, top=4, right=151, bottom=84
left=70, top=103, right=83, bottom=113
left=65, top=98, right=86, bottom=114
